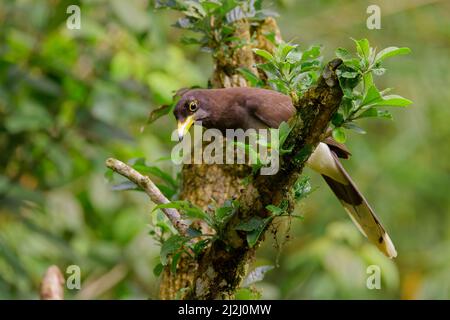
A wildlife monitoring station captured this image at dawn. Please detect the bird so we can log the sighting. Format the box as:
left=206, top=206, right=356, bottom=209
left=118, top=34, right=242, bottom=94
left=173, top=87, right=397, bottom=258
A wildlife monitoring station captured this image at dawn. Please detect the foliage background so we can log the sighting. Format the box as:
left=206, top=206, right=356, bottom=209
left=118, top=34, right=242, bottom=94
left=0, top=0, right=449, bottom=299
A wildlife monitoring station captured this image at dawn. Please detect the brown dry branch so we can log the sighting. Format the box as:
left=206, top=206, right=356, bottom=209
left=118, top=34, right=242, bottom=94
left=105, top=158, right=189, bottom=236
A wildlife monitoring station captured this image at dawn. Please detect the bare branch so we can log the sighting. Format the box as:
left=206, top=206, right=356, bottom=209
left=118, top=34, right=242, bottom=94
left=105, top=158, right=189, bottom=236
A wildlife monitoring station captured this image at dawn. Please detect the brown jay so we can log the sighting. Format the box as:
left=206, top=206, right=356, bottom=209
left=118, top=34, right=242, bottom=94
left=174, top=87, right=397, bottom=258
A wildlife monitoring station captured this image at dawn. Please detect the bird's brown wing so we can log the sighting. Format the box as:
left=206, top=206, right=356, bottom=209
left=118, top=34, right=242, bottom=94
left=246, top=91, right=296, bottom=129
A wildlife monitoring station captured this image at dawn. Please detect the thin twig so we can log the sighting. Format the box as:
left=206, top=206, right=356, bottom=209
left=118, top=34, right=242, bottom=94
left=105, top=158, right=189, bottom=236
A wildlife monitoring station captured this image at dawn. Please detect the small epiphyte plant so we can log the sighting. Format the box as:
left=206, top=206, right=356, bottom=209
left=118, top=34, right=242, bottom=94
left=331, top=38, right=412, bottom=142
left=240, top=41, right=323, bottom=102
left=155, top=0, right=277, bottom=55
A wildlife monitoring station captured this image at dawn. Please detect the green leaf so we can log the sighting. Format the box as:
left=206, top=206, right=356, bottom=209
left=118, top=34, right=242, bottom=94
left=361, top=84, right=382, bottom=106
left=160, top=235, right=187, bottom=265
left=236, top=216, right=271, bottom=248
left=301, top=45, right=321, bottom=61
left=278, top=42, right=297, bottom=61
left=186, top=227, right=202, bottom=237
left=332, top=112, right=344, bottom=127
left=154, top=201, right=211, bottom=223
left=335, top=47, right=352, bottom=61
left=332, top=127, right=347, bottom=143
left=238, top=67, right=263, bottom=87
left=375, top=95, right=412, bottom=107
left=104, top=168, right=114, bottom=182
left=358, top=108, right=393, bottom=120
left=278, top=121, right=292, bottom=148
left=363, top=72, right=374, bottom=95
left=215, top=200, right=237, bottom=222
left=293, top=176, right=312, bottom=201
left=343, top=122, right=366, bottom=134
left=201, top=0, right=222, bottom=12
left=246, top=226, right=266, bottom=248
left=253, top=48, right=274, bottom=62
left=153, top=263, right=164, bottom=277
left=257, top=62, right=280, bottom=78
left=340, top=71, right=358, bottom=79
left=343, top=58, right=361, bottom=70
left=132, top=164, right=177, bottom=188
left=191, top=238, right=210, bottom=256
left=266, top=204, right=283, bottom=215
left=171, top=252, right=182, bottom=274
left=235, top=288, right=261, bottom=300
left=375, top=47, right=411, bottom=63
left=353, top=38, right=370, bottom=60
left=235, top=217, right=266, bottom=232
left=146, top=104, right=172, bottom=125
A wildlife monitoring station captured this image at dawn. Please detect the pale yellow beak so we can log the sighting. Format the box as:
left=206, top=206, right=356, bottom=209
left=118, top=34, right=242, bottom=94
left=177, top=115, right=195, bottom=141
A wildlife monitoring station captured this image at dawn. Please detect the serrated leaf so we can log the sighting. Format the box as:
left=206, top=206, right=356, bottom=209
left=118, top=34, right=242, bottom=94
left=375, top=47, right=411, bottom=63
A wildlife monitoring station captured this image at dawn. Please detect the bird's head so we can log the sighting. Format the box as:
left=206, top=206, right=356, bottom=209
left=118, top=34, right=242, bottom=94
left=173, top=89, right=213, bottom=141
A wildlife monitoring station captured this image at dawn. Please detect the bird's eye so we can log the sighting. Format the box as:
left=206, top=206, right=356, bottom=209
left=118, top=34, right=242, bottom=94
left=188, top=100, right=198, bottom=112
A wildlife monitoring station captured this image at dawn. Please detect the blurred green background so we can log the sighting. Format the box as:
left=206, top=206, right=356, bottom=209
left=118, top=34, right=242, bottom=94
left=0, top=0, right=449, bottom=299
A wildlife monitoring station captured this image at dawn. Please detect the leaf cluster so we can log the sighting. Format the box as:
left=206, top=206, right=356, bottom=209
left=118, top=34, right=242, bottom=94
left=331, top=39, right=412, bottom=142
left=156, top=0, right=276, bottom=54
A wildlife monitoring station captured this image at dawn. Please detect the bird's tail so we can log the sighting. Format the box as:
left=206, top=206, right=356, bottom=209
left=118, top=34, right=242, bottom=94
left=307, top=143, right=397, bottom=258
